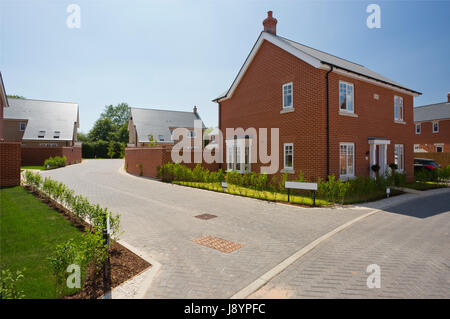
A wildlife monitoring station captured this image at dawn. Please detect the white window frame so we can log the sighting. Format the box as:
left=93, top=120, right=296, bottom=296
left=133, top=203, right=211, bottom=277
left=339, top=81, right=354, bottom=113
left=283, top=143, right=294, bottom=170
left=435, top=144, right=443, bottom=152
left=38, top=130, right=45, bottom=138
left=339, top=142, right=355, bottom=178
left=19, top=122, right=26, bottom=131
left=415, top=123, right=421, bottom=134
left=394, top=96, right=404, bottom=121
left=432, top=121, right=439, bottom=133
left=187, top=130, right=197, bottom=138
left=158, top=134, right=164, bottom=142
left=53, top=131, right=60, bottom=139
left=394, top=144, right=404, bottom=172
left=282, top=82, right=293, bottom=109
left=414, top=144, right=420, bottom=152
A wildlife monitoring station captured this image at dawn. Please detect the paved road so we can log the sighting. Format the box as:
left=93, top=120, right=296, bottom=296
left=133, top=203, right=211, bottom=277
left=40, top=160, right=450, bottom=298
left=250, top=192, right=450, bottom=298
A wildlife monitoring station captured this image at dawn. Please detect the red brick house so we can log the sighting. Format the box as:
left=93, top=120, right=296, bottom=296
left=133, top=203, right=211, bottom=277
left=413, top=93, right=450, bottom=153
left=213, top=11, right=421, bottom=181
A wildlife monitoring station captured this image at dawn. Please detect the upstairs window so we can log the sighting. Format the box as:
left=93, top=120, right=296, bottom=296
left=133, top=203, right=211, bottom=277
left=394, top=96, right=404, bottom=121
left=38, top=130, right=45, bottom=138
left=432, top=121, right=439, bottom=133
left=187, top=131, right=197, bottom=138
left=282, top=82, right=293, bottom=108
left=158, top=134, right=164, bottom=142
left=19, top=122, right=26, bottom=131
left=415, top=123, right=421, bottom=134
left=53, top=131, right=60, bottom=139
left=339, top=81, right=354, bottom=113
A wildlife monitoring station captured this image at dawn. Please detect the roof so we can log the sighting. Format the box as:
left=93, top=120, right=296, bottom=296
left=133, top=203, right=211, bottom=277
left=414, top=101, right=450, bottom=122
left=214, top=32, right=420, bottom=102
left=0, top=72, right=8, bottom=108
left=130, top=107, right=205, bottom=143
left=4, top=98, right=79, bottom=141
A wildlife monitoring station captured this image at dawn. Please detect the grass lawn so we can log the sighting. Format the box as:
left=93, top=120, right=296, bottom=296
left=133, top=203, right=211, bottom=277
left=174, top=181, right=330, bottom=206
left=0, top=186, right=84, bottom=298
left=405, top=181, right=448, bottom=191
left=21, top=165, right=45, bottom=170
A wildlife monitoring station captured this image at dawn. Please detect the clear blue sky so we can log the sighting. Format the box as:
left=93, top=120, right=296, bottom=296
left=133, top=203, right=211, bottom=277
left=1, top=0, right=449, bottom=133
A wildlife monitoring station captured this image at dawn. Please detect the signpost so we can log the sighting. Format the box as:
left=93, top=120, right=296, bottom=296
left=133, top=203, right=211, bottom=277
left=285, top=181, right=318, bottom=206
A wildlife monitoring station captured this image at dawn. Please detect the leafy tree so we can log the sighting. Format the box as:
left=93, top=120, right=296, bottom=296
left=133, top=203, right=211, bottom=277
left=100, top=103, right=130, bottom=126
left=77, top=132, right=88, bottom=142
left=117, top=123, right=129, bottom=144
left=148, top=133, right=157, bottom=146
left=88, top=117, right=117, bottom=142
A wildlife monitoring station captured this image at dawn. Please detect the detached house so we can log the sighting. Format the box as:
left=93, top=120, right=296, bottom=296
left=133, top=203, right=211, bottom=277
left=413, top=93, right=450, bottom=153
left=213, top=11, right=421, bottom=181
left=3, top=98, right=81, bottom=165
left=128, top=106, right=205, bottom=147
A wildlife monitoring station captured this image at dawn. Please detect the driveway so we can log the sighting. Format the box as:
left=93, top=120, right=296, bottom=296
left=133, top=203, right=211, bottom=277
left=41, top=159, right=450, bottom=298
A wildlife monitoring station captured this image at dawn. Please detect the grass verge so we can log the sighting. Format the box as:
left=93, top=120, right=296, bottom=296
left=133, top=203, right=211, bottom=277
left=0, top=186, right=84, bottom=298
left=405, top=181, right=448, bottom=191
left=21, top=166, right=45, bottom=170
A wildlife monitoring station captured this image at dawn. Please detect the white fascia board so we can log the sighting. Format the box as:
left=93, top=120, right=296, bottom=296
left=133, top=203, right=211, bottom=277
left=216, top=32, right=322, bottom=103
left=320, top=65, right=420, bottom=97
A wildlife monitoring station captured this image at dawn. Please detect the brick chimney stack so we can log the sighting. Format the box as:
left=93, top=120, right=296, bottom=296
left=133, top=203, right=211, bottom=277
left=193, top=105, right=197, bottom=113
left=263, top=11, right=277, bottom=35
left=447, top=92, right=450, bottom=103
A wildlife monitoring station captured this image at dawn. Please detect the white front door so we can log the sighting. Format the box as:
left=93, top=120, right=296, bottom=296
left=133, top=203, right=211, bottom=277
left=369, top=139, right=390, bottom=178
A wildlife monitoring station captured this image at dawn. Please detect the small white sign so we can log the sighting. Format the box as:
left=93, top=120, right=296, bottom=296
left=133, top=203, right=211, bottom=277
left=285, top=181, right=318, bottom=191
left=221, top=181, right=228, bottom=189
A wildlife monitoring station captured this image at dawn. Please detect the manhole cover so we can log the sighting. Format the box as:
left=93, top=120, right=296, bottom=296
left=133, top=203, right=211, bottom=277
left=193, top=235, right=243, bottom=253
left=195, top=213, right=217, bottom=220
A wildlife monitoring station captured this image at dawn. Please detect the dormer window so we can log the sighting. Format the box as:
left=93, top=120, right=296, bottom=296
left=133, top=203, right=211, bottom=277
left=53, top=131, right=60, bottom=139
left=38, top=130, right=45, bottom=138
left=158, top=134, right=164, bottom=142
left=19, top=122, right=26, bottom=131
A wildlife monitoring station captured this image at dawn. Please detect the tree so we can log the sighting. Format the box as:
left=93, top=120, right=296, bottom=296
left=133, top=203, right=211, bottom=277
left=88, top=118, right=117, bottom=142
left=7, top=95, right=25, bottom=99
left=77, top=132, right=88, bottom=142
left=100, top=103, right=130, bottom=126
left=117, top=123, right=129, bottom=144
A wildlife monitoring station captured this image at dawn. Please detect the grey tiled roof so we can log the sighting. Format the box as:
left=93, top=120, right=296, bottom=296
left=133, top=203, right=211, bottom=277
left=130, top=107, right=205, bottom=143
left=414, top=102, right=450, bottom=122
left=4, top=98, right=79, bottom=141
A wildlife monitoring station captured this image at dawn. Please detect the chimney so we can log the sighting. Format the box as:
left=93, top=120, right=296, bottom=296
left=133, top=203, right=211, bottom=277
left=263, top=11, right=277, bottom=35
left=193, top=105, right=197, bottom=113
left=447, top=93, right=450, bottom=103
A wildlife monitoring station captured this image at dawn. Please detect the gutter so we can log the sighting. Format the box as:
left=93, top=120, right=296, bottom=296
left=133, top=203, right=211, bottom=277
left=325, top=65, right=333, bottom=179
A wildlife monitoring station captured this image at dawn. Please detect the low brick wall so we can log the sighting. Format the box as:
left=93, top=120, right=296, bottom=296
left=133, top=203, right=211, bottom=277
left=125, top=146, right=220, bottom=179
left=0, top=142, right=21, bottom=187
left=21, top=145, right=82, bottom=166
left=414, top=152, right=450, bottom=168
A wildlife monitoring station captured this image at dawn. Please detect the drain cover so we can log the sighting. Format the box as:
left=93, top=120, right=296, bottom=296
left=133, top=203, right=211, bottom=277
left=195, top=213, right=217, bottom=220
left=193, top=235, right=243, bottom=253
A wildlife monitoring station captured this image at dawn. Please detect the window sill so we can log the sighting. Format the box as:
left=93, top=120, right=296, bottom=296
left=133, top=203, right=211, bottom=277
left=339, top=111, right=358, bottom=118
left=281, top=168, right=295, bottom=174
left=339, top=175, right=355, bottom=181
left=394, top=120, right=406, bottom=124
left=280, top=107, right=295, bottom=114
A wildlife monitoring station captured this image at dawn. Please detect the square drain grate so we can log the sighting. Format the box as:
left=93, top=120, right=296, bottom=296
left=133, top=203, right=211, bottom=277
left=194, top=235, right=243, bottom=253
left=195, top=213, right=217, bottom=220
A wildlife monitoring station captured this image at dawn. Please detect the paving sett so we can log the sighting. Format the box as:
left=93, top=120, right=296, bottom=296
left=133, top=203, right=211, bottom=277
left=41, top=159, right=450, bottom=298
left=250, top=192, right=450, bottom=298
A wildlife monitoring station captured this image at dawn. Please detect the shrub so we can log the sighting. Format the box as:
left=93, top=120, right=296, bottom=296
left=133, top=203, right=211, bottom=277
left=0, top=269, right=25, bottom=299
left=81, top=140, right=109, bottom=158
left=44, top=156, right=66, bottom=170
left=107, top=141, right=125, bottom=159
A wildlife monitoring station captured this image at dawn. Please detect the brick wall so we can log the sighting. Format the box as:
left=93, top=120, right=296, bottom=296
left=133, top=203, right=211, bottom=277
left=414, top=119, right=450, bottom=152
left=21, top=145, right=82, bottom=166
left=219, top=40, right=416, bottom=182
left=0, top=142, right=21, bottom=187
left=125, top=146, right=220, bottom=179
left=414, top=152, right=450, bottom=168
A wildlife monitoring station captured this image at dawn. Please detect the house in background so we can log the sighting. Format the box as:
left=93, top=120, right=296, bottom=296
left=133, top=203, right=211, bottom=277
left=3, top=98, right=81, bottom=165
left=0, top=72, right=21, bottom=187
left=128, top=106, right=205, bottom=147
left=414, top=93, right=450, bottom=153
left=213, top=11, right=421, bottom=181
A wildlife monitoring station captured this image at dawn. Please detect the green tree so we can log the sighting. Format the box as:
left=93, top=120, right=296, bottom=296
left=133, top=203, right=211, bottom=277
left=77, top=132, right=88, bottom=142
left=88, top=117, right=117, bottom=142
left=100, top=103, right=130, bottom=126
left=7, top=95, right=25, bottom=99
left=117, top=123, right=129, bottom=144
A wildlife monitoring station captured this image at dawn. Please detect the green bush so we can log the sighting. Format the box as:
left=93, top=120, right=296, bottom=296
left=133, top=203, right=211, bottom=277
left=0, top=269, right=25, bottom=299
left=81, top=140, right=109, bottom=158
left=44, top=156, right=66, bottom=170
left=107, top=141, right=125, bottom=158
